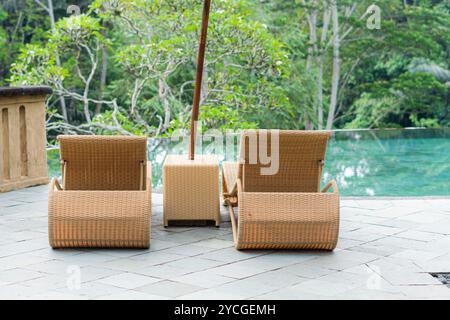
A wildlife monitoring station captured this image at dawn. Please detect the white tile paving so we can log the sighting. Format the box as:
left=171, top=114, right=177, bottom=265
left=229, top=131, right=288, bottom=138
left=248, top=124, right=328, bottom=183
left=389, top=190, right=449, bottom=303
left=96, top=272, right=160, bottom=289
left=173, top=270, right=235, bottom=288
left=136, top=280, right=203, bottom=298
left=0, top=185, right=449, bottom=300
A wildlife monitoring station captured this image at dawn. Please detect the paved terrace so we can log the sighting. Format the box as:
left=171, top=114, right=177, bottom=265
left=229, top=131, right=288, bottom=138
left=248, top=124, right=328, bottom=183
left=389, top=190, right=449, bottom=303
left=0, top=185, right=449, bottom=300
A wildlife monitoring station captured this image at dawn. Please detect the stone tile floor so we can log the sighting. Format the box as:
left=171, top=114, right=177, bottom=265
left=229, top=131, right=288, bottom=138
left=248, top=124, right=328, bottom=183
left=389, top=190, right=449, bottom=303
left=0, top=185, right=449, bottom=300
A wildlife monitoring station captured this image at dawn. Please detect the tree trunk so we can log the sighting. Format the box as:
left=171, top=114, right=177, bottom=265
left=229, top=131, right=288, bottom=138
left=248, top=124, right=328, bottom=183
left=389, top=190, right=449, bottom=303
left=316, top=56, right=324, bottom=130
left=327, top=0, right=341, bottom=130
left=200, top=64, right=209, bottom=105
left=305, top=29, right=314, bottom=129
left=307, top=4, right=320, bottom=129
left=96, top=35, right=108, bottom=115
left=159, top=79, right=171, bottom=130
left=47, top=0, right=68, bottom=123
left=316, top=3, right=331, bottom=130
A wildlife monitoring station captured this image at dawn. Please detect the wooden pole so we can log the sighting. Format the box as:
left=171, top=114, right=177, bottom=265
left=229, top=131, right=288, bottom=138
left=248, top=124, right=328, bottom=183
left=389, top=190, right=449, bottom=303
left=189, top=0, right=211, bottom=160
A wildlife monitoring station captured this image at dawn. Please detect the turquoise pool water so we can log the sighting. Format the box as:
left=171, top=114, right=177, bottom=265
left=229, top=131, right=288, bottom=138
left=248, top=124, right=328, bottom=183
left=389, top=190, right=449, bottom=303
left=48, top=128, right=450, bottom=197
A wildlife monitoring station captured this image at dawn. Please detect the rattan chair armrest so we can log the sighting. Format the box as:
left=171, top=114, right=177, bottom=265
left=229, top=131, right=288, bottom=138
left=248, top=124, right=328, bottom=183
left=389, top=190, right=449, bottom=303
left=321, top=180, right=338, bottom=194
left=50, top=178, right=63, bottom=192
left=227, top=178, right=243, bottom=245
left=222, top=162, right=239, bottom=197
left=146, top=162, right=152, bottom=196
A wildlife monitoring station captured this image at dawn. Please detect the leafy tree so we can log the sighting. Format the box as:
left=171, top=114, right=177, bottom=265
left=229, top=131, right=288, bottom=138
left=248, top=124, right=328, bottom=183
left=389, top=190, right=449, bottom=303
left=10, top=0, right=287, bottom=137
left=2, top=0, right=449, bottom=132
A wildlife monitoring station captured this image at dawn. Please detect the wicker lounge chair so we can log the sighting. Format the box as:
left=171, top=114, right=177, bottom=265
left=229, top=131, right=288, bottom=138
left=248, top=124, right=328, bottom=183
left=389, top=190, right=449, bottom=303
left=48, top=136, right=151, bottom=248
left=222, top=130, right=339, bottom=250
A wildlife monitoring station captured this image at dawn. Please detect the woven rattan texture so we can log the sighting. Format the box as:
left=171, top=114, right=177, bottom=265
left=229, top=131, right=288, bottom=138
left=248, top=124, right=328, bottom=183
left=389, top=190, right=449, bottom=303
left=163, top=155, right=220, bottom=226
left=240, top=130, right=332, bottom=193
left=222, top=130, right=339, bottom=250
left=49, top=136, right=151, bottom=248
left=49, top=187, right=151, bottom=248
left=58, top=135, right=147, bottom=191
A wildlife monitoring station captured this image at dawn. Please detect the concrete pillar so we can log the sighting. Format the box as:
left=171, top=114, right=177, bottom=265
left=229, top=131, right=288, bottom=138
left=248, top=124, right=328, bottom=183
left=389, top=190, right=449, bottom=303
left=0, top=86, right=52, bottom=192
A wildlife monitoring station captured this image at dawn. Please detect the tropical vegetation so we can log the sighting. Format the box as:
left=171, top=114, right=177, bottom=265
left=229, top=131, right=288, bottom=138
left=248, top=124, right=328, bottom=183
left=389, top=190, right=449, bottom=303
left=1, top=0, right=448, bottom=138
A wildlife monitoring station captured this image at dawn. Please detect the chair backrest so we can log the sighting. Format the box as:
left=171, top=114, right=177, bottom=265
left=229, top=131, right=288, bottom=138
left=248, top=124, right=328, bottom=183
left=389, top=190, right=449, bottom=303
left=59, top=135, right=148, bottom=191
left=239, top=130, right=332, bottom=193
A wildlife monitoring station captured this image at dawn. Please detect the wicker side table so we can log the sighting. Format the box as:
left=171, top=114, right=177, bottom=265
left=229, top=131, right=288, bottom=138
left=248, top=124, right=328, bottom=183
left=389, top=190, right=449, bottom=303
left=163, top=154, right=220, bottom=227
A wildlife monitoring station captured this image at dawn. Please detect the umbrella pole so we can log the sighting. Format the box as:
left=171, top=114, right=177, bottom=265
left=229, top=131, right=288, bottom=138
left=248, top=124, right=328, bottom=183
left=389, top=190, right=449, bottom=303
left=189, top=0, right=211, bottom=160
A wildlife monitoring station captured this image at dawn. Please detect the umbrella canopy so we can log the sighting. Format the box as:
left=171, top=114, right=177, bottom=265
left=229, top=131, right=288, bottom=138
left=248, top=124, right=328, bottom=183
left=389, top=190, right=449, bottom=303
left=189, top=0, right=212, bottom=160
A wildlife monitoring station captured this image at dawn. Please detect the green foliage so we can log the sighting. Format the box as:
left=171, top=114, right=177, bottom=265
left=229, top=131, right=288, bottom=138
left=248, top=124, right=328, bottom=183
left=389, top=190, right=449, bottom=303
left=2, top=0, right=449, bottom=133
left=8, top=0, right=289, bottom=136
left=199, top=104, right=258, bottom=131
left=93, top=110, right=147, bottom=135
left=9, top=44, right=68, bottom=85
left=345, top=72, right=448, bottom=129
left=345, top=93, right=402, bottom=129
left=409, top=114, right=440, bottom=128
left=52, top=14, right=103, bottom=45
left=393, top=72, right=447, bottom=116
left=338, top=0, right=449, bottom=129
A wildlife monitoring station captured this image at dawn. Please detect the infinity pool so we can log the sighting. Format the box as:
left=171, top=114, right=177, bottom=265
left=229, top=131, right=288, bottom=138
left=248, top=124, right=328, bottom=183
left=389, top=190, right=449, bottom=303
left=48, top=128, right=450, bottom=197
